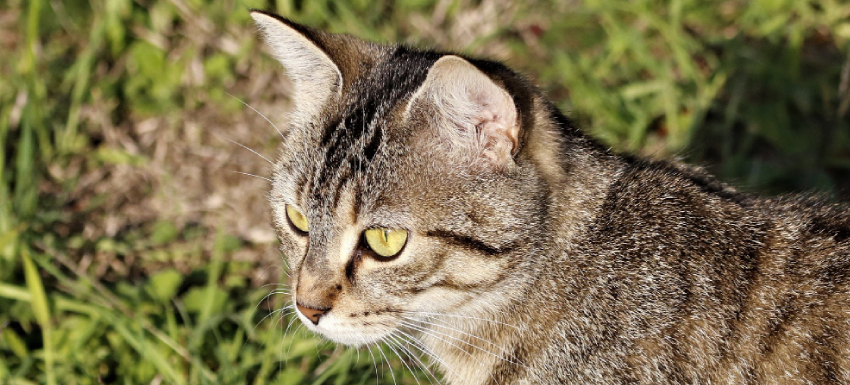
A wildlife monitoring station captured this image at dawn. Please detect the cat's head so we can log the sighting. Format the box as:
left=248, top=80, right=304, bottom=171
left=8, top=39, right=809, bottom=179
left=252, top=10, right=555, bottom=346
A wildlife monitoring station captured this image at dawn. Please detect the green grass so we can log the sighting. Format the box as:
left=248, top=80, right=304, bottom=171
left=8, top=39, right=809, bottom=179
left=1, top=0, right=848, bottom=384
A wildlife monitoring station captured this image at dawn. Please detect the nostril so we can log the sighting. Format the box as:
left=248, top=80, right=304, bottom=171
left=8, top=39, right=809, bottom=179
left=296, top=303, right=330, bottom=325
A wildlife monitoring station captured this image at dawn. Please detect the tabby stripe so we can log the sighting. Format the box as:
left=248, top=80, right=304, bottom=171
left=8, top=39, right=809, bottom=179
left=398, top=250, right=451, bottom=295
left=362, top=124, right=383, bottom=162
left=432, top=268, right=510, bottom=292
left=404, top=264, right=510, bottom=295
left=320, top=116, right=343, bottom=147
left=425, top=229, right=516, bottom=256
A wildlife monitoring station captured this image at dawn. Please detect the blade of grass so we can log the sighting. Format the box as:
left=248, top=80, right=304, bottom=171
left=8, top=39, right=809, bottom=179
left=13, top=107, right=37, bottom=219
left=0, top=282, right=31, bottom=302
left=61, top=15, right=104, bottom=154
left=2, top=328, right=29, bottom=359
left=112, top=319, right=186, bottom=385
left=21, top=248, right=55, bottom=385
left=32, top=243, right=219, bottom=382
left=199, top=231, right=225, bottom=330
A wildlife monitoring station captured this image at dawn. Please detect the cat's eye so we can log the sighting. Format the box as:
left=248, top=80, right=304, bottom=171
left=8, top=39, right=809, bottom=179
left=286, top=205, right=309, bottom=233
left=363, top=228, right=408, bottom=258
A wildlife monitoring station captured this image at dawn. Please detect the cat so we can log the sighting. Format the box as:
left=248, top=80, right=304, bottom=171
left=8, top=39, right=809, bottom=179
left=250, top=10, right=850, bottom=385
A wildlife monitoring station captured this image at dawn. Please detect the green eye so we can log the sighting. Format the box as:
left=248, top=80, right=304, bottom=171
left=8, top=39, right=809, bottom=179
left=286, top=205, right=309, bottom=233
left=364, top=228, right=408, bottom=258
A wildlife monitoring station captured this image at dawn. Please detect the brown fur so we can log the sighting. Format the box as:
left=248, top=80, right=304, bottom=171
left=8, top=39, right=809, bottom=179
left=251, top=11, right=850, bottom=384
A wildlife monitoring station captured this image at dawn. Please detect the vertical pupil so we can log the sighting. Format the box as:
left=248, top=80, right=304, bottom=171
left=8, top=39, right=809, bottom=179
left=381, top=229, right=389, bottom=243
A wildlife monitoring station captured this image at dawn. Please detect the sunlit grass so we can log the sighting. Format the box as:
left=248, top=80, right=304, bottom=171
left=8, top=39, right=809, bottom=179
left=0, top=0, right=848, bottom=383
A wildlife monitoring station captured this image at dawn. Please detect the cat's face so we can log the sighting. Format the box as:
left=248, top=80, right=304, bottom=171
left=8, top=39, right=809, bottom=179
left=254, top=11, right=545, bottom=346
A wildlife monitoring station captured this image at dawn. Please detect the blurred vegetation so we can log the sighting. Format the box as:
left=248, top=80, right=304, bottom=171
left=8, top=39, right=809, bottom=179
left=0, top=0, right=848, bottom=384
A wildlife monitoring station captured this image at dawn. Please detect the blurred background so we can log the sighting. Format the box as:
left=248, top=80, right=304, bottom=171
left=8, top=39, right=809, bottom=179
left=0, top=0, right=848, bottom=383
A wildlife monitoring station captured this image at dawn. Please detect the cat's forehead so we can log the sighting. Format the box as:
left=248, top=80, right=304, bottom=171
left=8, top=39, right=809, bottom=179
left=279, top=47, right=441, bottom=214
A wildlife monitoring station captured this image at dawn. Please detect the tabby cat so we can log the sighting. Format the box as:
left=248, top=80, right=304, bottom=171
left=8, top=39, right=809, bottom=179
left=250, top=10, right=850, bottom=384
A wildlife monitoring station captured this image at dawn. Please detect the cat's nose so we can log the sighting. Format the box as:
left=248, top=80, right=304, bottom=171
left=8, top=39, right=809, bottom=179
left=296, top=302, right=330, bottom=325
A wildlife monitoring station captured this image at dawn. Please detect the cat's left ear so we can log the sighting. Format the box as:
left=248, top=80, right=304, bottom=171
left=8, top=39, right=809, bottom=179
left=406, top=55, right=520, bottom=167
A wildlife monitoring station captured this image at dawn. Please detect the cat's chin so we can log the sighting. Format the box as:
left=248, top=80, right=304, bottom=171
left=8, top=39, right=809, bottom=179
left=298, top=312, right=394, bottom=347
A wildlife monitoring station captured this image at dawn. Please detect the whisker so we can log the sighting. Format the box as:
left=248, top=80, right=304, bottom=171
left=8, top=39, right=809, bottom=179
left=366, top=343, right=380, bottom=384
left=255, top=305, right=293, bottom=330
left=225, top=91, right=285, bottom=140
left=277, top=253, right=292, bottom=278
left=272, top=309, right=286, bottom=372
left=280, top=314, right=300, bottom=366
left=232, top=170, right=272, bottom=182
left=255, top=263, right=290, bottom=282
left=401, top=320, right=502, bottom=385
left=387, top=333, right=439, bottom=385
left=357, top=345, right=361, bottom=366
left=285, top=323, right=304, bottom=364
left=257, top=281, right=291, bottom=289
left=395, top=328, right=457, bottom=382
left=375, top=339, right=398, bottom=385
left=385, top=334, right=423, bottom=385
left=402, top=310, right=523, bottom=331
left=398, top=339, right=441, bottom=385
left=402, top=315, right=521, bottom=365
left=403, top=318, right=527, bottom=370
left=371, top=324, right=427, bottom=385
left=256, top=289, right=291, bottom=313
left=217, top=134, right=274, bottom=165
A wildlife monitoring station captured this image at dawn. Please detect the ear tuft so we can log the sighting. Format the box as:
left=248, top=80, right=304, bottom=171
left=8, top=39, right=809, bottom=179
left=250, top=11, right=343, bottom=121
left=407, top=55, right=520, bottom=168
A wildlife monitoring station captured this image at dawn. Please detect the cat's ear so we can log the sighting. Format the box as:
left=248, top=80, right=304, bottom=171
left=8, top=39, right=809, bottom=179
left=407, top=55, right=520, bottom=168
left=250, top=11, right=343, bottom=121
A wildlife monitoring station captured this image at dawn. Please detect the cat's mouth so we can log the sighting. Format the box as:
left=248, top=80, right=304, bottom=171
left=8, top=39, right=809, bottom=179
left=296, top=309, right=398, bottom=347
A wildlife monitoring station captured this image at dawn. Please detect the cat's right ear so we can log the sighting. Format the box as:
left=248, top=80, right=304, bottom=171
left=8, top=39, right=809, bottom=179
left=250, top=11, right=343, bottom=121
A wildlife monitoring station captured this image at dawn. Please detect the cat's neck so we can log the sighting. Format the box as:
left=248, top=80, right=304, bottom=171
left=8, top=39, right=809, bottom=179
left=419, top=102, right=624, bottom=385
left=524, top=104, right=625, bottom=254
left=418, top=285, right=529, bottom=385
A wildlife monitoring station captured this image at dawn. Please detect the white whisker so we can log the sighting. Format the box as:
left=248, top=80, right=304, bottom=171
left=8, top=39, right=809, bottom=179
left=376, top=339, right=398, bottom=385
left=402, top=315, right=524, bottom=367
left=284, top=322, right=304, bottom=364
left=401, top=320, right=502, bottom=385
left=232, top=170, right=272, bottom=182
left=225, top=91, right=285, bottom=140
left=255, top=305, right=293, bottom=330
left=366, top=343, right=380, bottom=384
left=402, top=310, right=523, bottom=331
left=256, top=289, right=291, bottom=313
left=395, top=326, right=461, bottom=382
left=385, top=334, right=423, bottom=385
left=218, top=134, right=274, bottom=165
left=388, top=332, right=439, bottom=385
left=355, top=345, right=361, bottom=366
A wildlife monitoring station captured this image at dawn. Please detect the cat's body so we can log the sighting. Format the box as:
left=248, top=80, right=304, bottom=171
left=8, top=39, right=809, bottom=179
left=250, top=10, right=850, bottom=384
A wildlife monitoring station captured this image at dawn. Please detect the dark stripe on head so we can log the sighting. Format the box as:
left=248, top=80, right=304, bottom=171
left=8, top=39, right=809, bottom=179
left=363, top=125, right=383, bottom=163
left=320, top=116, right=344, bottom=147
left=308, top=46, right=441, bottom=212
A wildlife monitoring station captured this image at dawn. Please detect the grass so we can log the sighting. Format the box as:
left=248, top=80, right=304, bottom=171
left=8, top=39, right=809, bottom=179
left=0, top=0, right=848, bottom=383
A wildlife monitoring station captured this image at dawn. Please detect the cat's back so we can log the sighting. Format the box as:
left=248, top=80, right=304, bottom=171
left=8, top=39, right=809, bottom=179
left=539, top=158, right=850, bottom=384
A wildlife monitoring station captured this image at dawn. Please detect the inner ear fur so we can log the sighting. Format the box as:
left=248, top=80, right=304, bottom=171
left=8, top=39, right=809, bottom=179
left=407, top=55, right=520, bottom=167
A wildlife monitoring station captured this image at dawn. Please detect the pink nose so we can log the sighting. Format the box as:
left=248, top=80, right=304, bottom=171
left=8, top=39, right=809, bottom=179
left=296, top=303, right=329, bottom=325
